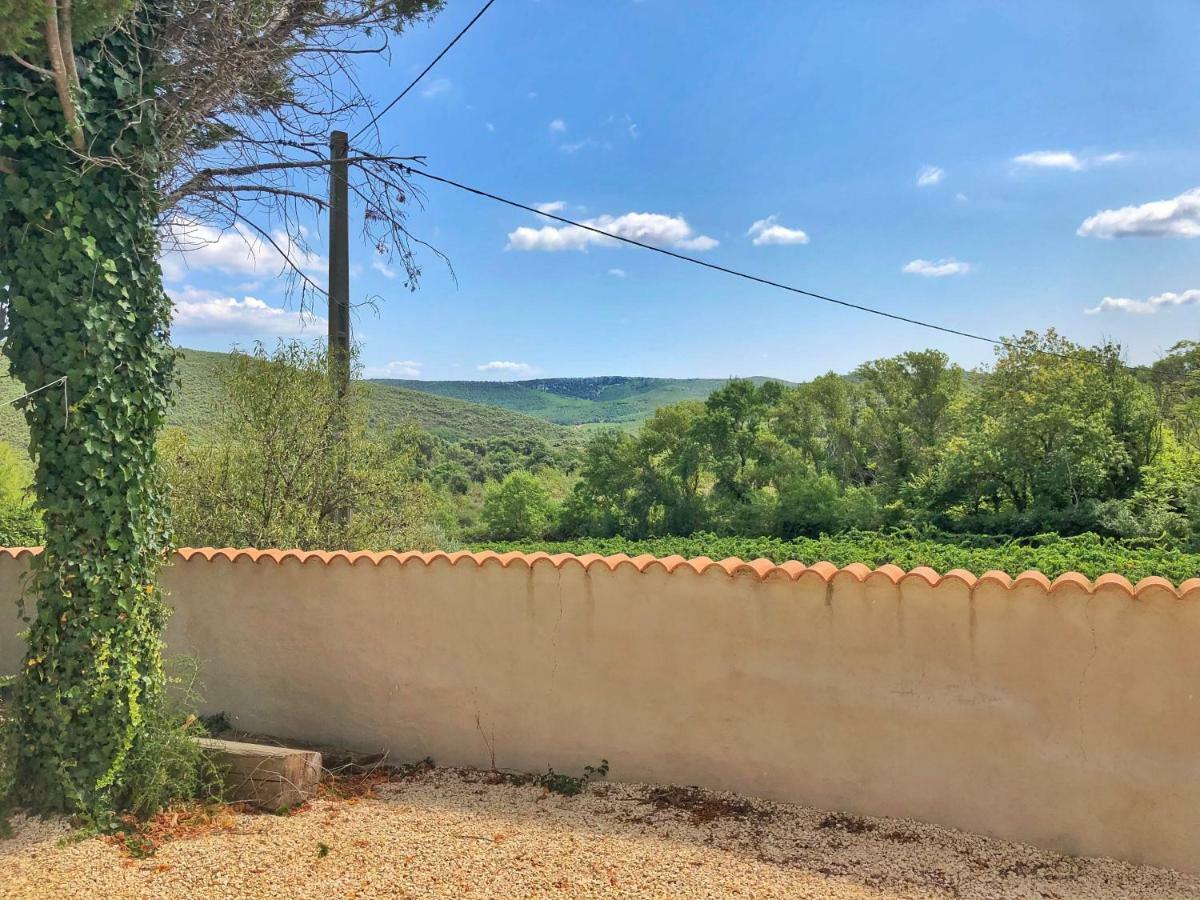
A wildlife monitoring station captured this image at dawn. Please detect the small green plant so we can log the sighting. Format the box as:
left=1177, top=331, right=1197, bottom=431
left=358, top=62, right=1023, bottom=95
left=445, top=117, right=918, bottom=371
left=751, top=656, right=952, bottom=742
left=317, top=842, right=331, bottom=858
left=112, top=658, right=224, bottom=822
left=534, top=759, right=609, bottom=797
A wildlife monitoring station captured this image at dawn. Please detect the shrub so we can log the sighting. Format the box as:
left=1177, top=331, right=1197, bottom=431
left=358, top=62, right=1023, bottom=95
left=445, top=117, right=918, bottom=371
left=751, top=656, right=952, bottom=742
left=479, top=472, right=558, bottom=541
left=472, top=529, right=1200, bottom=583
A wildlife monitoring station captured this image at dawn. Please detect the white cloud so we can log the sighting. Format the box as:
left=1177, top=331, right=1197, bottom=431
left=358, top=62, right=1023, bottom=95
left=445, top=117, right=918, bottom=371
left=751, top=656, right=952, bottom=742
left=746, top=215, right=809, bottom=246
left=902, top=258, right=971, bottom=277
left=169, top=285, right=324, bottom=336
left=1012, top=149, right=1129, bottom=172
left=506, top=211, right=718, bottom=253
left=916, top=165, right=944, bottom=187
left=420, top=78, right=452, bottom=99
left=1086, top=288, right=1200, bottom=315
left=1077, top=187, right=1200, bottom=239
left=676, top=234, right=719, bottom=251
left=371, top=258, right=397, bottom=279
left=478, top=360, right=536, bottom=377
left=485, top=122, right=495, bottom=132
left=1013, top=150, right=1083, bottom=171
left=364, top=360, right=423, bottom=378
left=955, top=192, right=968, bottom=202
left=607, top=268, right=627, bottom=278
left=160, top=220, right=326, bottom=281
left=535, top=200, right=567, bottom=215
left=548, top=118, right=567, bottom=133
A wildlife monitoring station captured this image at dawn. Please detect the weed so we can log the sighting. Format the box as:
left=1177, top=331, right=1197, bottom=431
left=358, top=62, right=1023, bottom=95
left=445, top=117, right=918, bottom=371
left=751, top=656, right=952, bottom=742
left=534, top=759, right=609, bottom=796
left=317, top=842, right=331, bottom=858
left=115, top=657, right=225, bottom=820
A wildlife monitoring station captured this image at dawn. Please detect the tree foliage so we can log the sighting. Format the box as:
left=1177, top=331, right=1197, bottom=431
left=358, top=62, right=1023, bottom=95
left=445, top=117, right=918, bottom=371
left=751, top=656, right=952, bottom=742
left=479, top=471, right=557, bottom=541
left=163, top=342, right=433, bottom=551
left=536, top=332, right=1186, bottom=547
left=0, top=0, right=442, bottom=819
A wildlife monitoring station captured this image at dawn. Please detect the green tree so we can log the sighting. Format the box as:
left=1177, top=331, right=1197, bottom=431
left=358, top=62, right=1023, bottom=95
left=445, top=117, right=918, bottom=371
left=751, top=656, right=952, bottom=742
left=480, top=472, right=557, bottom=541
left=163, top=343, right=433, bottom=551
left=1, top=0, right=441, bottom=817
left=561, top=430, right=643, bottom=537
left=925, top=331, right=1155, bottom=531
left=698, top=379, right=781, bottom=500
left=855, top=350, right=964, bottom=489
left=636, top=401, right=708, bottom=535
left=774, top=374, right=870, bottom=485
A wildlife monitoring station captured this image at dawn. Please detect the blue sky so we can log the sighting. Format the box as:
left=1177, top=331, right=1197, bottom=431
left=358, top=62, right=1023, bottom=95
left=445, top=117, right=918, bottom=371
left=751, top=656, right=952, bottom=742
left=163, top=0, right=1200, bottom=381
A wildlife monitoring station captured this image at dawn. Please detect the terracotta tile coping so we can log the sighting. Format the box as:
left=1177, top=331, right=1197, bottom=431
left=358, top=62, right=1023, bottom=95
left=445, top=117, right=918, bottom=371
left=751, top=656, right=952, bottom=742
left=0, top=546, right=1196, bottom=598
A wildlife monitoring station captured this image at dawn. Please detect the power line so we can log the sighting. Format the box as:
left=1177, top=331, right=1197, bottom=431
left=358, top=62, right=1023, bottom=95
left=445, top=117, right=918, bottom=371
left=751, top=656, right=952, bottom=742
left=350, top=0, right=498, bottom=142
left=401, top=167, right=1145, bottom=373
left=403, top=168, right=1008, bottom=348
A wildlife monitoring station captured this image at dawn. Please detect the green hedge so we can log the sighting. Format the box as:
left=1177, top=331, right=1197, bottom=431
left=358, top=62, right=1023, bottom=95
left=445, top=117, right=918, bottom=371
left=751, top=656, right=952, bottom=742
left=472, top=530, right=1200, bottom=584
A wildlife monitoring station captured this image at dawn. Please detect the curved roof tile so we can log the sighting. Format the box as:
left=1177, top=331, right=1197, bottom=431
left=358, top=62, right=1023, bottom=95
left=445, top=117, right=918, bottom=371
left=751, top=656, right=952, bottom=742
left=0, top=546, right=1195, bottom=599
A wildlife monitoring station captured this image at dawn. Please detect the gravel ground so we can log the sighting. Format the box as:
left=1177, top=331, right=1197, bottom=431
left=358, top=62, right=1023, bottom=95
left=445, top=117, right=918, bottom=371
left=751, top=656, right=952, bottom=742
left=2, top=767, right=1198, bottom=899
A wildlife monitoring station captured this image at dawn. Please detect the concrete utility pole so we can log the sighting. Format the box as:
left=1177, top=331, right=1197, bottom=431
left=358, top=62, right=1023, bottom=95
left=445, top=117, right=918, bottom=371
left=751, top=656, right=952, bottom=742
left=328, top=129, right=351, bottom=397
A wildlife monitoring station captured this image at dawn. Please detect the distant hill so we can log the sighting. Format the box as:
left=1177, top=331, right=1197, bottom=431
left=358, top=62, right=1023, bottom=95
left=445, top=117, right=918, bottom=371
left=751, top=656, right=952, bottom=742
left=370, top=375, right=789, bottom=426
left=0, top=352, right=787, bottom=452
left=0, top=348, right=576, bottom=451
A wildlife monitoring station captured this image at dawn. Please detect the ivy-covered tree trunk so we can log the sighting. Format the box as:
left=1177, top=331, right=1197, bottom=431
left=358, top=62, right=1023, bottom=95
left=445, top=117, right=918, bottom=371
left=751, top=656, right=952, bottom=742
left=1, top=28, right=175, bottom=815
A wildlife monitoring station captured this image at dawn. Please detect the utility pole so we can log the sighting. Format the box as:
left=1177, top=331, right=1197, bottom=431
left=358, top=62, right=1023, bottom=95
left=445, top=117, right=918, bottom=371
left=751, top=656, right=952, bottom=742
left=328, top=129, right=350, bottom=397
left=328, top=130, right=351, bottom=528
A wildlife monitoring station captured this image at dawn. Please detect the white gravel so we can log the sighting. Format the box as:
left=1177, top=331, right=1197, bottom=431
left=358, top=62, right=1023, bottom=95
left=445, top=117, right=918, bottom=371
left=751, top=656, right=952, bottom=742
left=2, top=767, right=1197, bottom=899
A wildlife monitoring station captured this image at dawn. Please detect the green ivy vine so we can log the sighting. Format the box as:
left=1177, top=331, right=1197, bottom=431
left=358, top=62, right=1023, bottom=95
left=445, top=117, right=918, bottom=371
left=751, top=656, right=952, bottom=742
left=0, top=14, right=176, bottom=817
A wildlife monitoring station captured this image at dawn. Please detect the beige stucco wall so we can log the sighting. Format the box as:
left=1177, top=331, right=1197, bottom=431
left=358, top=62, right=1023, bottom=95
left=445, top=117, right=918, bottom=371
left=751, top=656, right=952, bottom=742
left=2, top=548, right=1199, bottom=874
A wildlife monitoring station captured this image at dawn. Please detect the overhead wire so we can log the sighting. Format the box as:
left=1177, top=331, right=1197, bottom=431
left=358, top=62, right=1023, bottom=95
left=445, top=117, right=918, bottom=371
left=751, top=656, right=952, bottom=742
left=350, top=0, right=499, bottom=142
left=403, top=168, right=1009, bottom=349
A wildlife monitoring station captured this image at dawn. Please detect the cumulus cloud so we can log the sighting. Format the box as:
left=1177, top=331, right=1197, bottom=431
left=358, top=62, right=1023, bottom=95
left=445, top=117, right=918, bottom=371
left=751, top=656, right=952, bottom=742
left=160, top=220, right=326, bottom=281
left=902, top=258, right=971, bottom=277
left=676, top=234, right=719, bottom=251
left=548, top=118, right=567, bottom=133
left=535, top=200, right=567, bottom=215
left=170, top=285, right=324, bottom=336
left=364, top=360, right=423, bottom=378
left=916, top=165, right=944, bottom=187
left=1012, top=149, right=1129, bottom=172
left=746, top=215, right=809, bottom=246
left=1086, top=288, right=1200, bottom=315
left=506, top=211, right=718, bottom=253
left=1077, top=187, right=1200, bottom=239
left=478, top=360, right=536, bottom=377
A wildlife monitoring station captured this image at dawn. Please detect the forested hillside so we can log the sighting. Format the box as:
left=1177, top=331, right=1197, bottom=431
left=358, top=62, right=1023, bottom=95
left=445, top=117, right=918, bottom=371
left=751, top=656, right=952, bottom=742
left=4, top=334, right=1200, bottom=583
left=0, top=348, right=575, bottom=451
left=371, top=374, right=787, bottom=426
